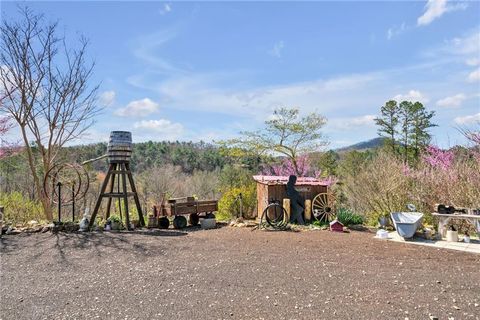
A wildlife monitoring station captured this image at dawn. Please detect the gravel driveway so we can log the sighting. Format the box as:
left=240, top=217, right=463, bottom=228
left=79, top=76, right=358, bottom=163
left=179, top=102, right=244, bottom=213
left=1, top=227, right=479, bottom=319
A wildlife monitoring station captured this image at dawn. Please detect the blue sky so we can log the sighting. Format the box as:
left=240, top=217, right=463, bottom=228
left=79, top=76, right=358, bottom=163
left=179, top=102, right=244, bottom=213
left=2, top=0, right=480, bottom=149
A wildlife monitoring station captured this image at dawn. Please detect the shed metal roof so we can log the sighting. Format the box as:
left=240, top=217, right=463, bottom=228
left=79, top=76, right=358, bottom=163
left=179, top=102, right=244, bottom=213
left=252, top=175, right=329, bottom=186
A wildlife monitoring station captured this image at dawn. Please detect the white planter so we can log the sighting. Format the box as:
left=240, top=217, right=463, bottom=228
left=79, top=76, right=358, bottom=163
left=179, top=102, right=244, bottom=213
left=201, top=218, right=216, bottom=230
left=446, top=230, right=458, bottom=242
left=464, top=235, right=470, bottom=243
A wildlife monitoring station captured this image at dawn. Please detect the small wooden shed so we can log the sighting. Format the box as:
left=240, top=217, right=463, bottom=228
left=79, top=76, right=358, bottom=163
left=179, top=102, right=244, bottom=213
left=253, top=175, right=329, bottom=219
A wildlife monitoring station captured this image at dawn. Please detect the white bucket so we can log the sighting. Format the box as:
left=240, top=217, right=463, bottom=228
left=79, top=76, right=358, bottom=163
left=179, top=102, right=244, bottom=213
left=201, top=218, right=216, bottom=230
left=446, top=230, right=458, bottom=242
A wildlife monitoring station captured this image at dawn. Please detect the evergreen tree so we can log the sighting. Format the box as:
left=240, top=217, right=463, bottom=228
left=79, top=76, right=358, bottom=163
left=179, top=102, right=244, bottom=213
left=409, top=102, right=436, bottom=159
left=398, top=101, right=414, bottom=163
left=375, top=100, right=399, bottom=154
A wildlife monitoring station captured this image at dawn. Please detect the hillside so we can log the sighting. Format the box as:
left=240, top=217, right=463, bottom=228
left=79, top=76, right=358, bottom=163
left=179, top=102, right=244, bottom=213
left=336, top=137, right=386, bottom=152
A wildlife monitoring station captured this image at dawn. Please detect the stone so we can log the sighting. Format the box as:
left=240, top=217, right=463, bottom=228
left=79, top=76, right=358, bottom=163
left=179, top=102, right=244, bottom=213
left=5, top=227, right=20, bottom=235
left=27, top=220, right=39, bottom=227
left=349, top=224, right=368, bottom=231
left=41, top=226, right=50, bottom=233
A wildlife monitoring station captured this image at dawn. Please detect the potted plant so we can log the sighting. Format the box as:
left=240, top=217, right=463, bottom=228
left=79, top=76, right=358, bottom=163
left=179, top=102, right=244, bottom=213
left=108, top=215, right=123, bottom=231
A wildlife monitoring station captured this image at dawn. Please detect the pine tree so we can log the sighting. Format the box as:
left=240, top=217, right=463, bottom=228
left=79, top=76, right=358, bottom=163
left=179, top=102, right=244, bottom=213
left=409, top=102, right=436, bottom=159
left=375, top=100, right=399, bottom=154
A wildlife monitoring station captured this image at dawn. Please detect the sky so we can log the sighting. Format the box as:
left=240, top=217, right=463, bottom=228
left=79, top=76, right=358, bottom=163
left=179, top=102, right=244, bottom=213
left=1, top=0, right=480, bottom=149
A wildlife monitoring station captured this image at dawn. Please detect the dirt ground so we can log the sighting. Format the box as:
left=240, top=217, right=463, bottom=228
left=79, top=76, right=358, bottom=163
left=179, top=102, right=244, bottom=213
left=1, top=226, right=479, bottom=320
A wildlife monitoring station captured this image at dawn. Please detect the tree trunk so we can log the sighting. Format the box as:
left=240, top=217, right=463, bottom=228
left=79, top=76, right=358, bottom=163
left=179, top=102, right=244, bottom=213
left=20, top=125, right=53, bottom=221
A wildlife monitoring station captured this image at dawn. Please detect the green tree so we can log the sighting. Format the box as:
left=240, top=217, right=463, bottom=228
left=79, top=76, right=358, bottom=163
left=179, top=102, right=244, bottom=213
left=398, top=101, right=414, bottom=163
left=409, top=102, right=436, bottom=159
left=220, top=107, right=328, bottom=176
left=375, top=100, right=399, bottom=154
left=375, top=100, right=436, bottom=164
left=315, top=150, right=339, bottom=176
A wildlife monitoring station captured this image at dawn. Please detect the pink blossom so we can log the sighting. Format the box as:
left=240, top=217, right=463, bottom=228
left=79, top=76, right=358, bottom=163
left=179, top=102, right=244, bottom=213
left=263, top=154, right=312, bottom=177
left=402, top=164, right=411, bottom=176
left=423, top=145, right=454, bottom=171
left=261, top=154, right=337, bottom=186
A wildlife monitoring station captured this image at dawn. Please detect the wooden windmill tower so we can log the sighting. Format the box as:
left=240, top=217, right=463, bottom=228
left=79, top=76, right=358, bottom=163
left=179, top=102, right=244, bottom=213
left=89, top=131, right=145, bottom=229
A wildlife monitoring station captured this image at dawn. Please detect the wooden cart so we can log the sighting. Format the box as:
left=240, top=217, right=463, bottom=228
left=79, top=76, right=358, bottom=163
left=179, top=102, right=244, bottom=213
left=153, top=196, right=218, bottom=229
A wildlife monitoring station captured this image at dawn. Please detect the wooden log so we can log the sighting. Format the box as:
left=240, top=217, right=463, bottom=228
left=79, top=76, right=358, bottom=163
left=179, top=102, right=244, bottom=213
left=283, top=198, right=291, bottom=222
left=304, top=199, right=312, bottom=222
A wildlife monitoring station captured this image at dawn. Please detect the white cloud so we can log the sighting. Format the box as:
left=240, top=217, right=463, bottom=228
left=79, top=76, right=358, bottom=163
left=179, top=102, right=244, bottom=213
left=99, top=90, right=116, bottom=107
left=387, top=22, right=407, bottom=40
left=393, top=90, right=428, bottom=103
left=268, top=41, right=285, bottom=58
left=133, top=119, right=184, bottom=140
left=454, top=113, right=480, bottom=125
left=128, top=72, right=381, bottom=121
left=466, top=58, right=480, bottom=66
left=328, top=115, right=377, bottom=130
left=436, top=93, right=466, bottom=108
left=467, top=68, right=480, bottom=82
left=115, top=98, right=159, bottom=117
left=417, top=0, right=468, bottom=26
left=159, top=3, right=172, bottom=15
left=133, top=28, right=183, bottom=74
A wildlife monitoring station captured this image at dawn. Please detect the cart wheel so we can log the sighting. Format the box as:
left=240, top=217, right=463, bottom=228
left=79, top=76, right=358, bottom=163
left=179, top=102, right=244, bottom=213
left=205, top=212, right=216, bottom=219
left=158, top=217, right=170, bottom=229
left=173, top=216, right=187, bottom=229
left=189, top=213, right=200, bottom=226
left=312, top=192, right=337, bottom=223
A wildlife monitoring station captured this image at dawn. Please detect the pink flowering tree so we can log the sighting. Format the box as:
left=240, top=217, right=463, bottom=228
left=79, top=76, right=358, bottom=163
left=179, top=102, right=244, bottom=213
left=261, top=154, right=337, bottom=186
left=422, top=145, right=454, bottom=171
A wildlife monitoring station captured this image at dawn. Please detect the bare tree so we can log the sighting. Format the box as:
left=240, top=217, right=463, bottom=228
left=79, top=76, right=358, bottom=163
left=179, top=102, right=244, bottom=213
left=0, top=7, right=99, bottom=220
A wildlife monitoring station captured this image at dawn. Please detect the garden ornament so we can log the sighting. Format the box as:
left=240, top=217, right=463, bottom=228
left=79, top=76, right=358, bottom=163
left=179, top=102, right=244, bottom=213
left=407, top=204, right=416, bottom=212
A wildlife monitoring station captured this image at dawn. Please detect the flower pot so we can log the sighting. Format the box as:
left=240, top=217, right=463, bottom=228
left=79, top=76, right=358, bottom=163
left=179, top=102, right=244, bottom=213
left=446, top=230, right=458, bottom=242
left=464, top=235, right=470, bottom=243
left=111, top=221, right=121, bottom=230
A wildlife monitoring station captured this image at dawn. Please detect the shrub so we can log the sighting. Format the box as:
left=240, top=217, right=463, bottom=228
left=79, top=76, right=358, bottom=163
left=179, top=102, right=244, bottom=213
left=217, top=183, right=256, bottom=221
left=336, top=208, right=363, bottom=226
left=0, top=192, right=44, bottom=224
left=342, top=151, right=410, bottom=225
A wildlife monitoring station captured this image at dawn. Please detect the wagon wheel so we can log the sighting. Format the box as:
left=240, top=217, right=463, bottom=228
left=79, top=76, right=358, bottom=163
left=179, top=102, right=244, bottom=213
left=205, top=212, right=216, bottom=219
left=158, top=217, right=170, bottom=229
left=312, top=192, right=337, bottom=223
left=173, top=215, right=187, bottom=229
left=189, top=213, right=199, bottom=226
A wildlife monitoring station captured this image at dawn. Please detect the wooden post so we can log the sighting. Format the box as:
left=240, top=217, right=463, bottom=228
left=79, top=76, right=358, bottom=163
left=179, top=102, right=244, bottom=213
left=125, top=163, right=145, bottom=227
left=304, top=199, right=312, bottom=222
left=0, top=206, right=3, bottom=238
left=283, top=198, right=291, bottom=222
left=121, top=163, right=131, bottom=231
left=105, top=163, right=117, bottom=220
